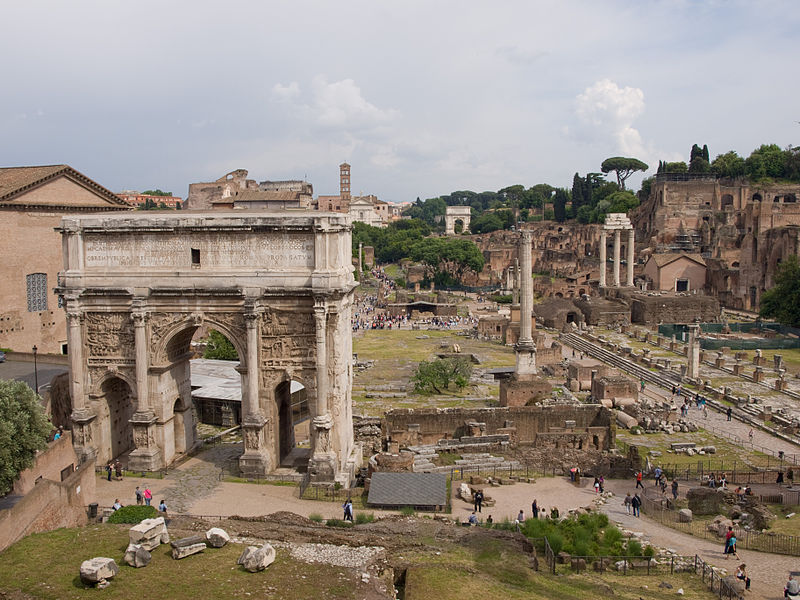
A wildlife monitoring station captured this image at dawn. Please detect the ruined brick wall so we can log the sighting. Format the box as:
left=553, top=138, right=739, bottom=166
left=383, top=405, right=612, bottom=449
left=629, top=294, right=719, bottom=324
left=591, top=376, right=638, bottom=401
left=499, top=377, right=553, bottom=406
left=13, top=432, right=77, bottom=495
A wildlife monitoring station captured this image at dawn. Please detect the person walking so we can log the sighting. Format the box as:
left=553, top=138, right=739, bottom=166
left=593, top=477, right=600, bottom=494
left=135, top=486, right=143, bottom=505
left=631, top=493, right=641, bottom=517
left=653, top=466, right=662, bottom=485
left=726, top=407, right=733, bottom=421
left=748, top=429, right=754, bottom=444
left=671, top=479, right=679, bottom=500
left=623, top=493, right=632, bottom=515
left=531, top=499, right=538, bottom=519
left=143, top=487, right=152, bottom=506
left=105, top=461, right=112, bottom=482
left=635, top=471, right=644, bottom=489
left=114, top=460, right=123, bottom=481
left=343, top=498, right=354, bottom=522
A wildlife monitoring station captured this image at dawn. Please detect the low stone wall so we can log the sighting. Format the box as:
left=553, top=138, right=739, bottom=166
left=0, top=450, right=95, bottom=552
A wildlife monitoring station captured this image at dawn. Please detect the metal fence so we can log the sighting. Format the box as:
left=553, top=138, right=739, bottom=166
left=298, top=474, right=360, bottom=503
left=693, top=555, right=745, bottom=600
left=639, top=492, right=800, bottom=556
left=447, top=462, right=562, bottom=483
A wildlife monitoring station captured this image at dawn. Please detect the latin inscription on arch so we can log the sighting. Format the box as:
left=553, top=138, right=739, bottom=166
left=83, top=232, right=314, bottom=269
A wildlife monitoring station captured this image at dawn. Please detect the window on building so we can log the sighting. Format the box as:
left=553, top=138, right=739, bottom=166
left=191, top=248, right=200, bottom=265
left=26, top=273, right=48, bottom=312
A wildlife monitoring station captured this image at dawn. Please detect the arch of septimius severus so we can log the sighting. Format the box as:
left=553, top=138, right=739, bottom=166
left=56, top=212, right=359, bottom=484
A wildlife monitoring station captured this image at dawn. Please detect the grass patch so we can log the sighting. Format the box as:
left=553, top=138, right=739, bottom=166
left=107, top=505, right=157, bottom=524
left=0, top=525, right=360, bottom=600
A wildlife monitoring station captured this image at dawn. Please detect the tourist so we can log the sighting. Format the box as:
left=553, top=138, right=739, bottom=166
left=516, top=509, right=524, bottom=523
left=531, top=499, right=538, bottom=519
left=158, top=499, right=167, bottom=515
left=735, top=564, right=750, bottom=590
left=114, top=460, right=123, bottom=481
left=635, top=471, right=644, bottom=489
left=135, top=486, right=143, bottom=505
left=727, top=407, right=733, bottom=421
left=112, top=499, right=122, bottom=511
left=343, top=498, right=354, bottom=522
left=473, top=489, right=484, bottom=513
left=653, top=466, right=663, bottom=484
left=593, top=477, right=600, bottom=493
left=703, top=404, right=709, bottom=419
left=671, top=480, right=679, bottom=500
left=598, top=475, right=605, bottom=493
left=786, top=574, right=800, bottom=598
left=468, top=511, right=478, bottom=526
left=748, top=429, right=754, bottom=443
left=724, top=527, right=738, bottom=559
left=623, top=493, right=632, bottom=515
left=640, top=379, right=646, bottom=392
left=778, top=471, right=785, bottom=485
left=631, top=494, right=641, bottom=517
left=144, top=487, right=152, bottom=506
left=486, top=515, right=493, bottom=525
left=550, top=507, right=559, bottom=519
left=54, top=427, right=63, bottom=441
left=659, top=478, right=667, bottom=495
left=105, top=461, right=112, bottom=482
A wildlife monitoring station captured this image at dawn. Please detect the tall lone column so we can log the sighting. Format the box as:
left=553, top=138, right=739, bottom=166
left=515, top=231, right=537, bottom=376
left=687, top=323, right=701, bottom=380
left=239, top=309, right=271, bottom=477
left=626, top=228, right=635, bottom=287
left=358, top=243, right=363, bottom=280
left=599, top=230, right=607, bottom=287
left=128, top=307, right=161, bottom=471
left=311, top=300, right=336, bottom=481
left=613, top=229, right=621, bottom=287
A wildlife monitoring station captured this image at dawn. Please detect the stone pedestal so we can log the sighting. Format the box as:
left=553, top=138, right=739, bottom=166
left=732, top=362, right=744, bottom=376
left=309, top=414, right=337, bottom=482
left=238, top=414, right=272, bottom=477
left=715, top=353, right=726, bottom=368
left=71, top=409, right=97, bottom=463
left=515, top=342, right=537, bottom=376
left=128, top=411, right=163, bottom=472
left=776, top=377, right=788, bottom=391
left=499, top=375, right=552, bottom=407
left=753, top=368, right=764, bottom=383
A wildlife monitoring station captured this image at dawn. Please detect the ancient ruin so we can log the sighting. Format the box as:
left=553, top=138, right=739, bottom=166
left=56, top=212, right=359, bottom=483
left=444, top=206, right=471, bottom=235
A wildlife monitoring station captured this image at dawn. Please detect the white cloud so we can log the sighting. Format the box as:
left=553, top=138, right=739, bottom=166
left=575, top=79, right=646, bottom=155
left=310, top=76, right=398, bottom=130
left=271, top=81, right=300, bottom=101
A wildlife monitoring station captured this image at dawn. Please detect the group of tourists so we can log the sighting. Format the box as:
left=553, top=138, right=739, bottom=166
left=104, top=460, right=123, bottom=482
left=111, top=487, right=166, bottom=515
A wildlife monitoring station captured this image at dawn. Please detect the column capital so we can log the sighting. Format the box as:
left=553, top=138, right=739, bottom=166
left=66, top=309, right=83, bottom=324
left=314, top=297, right=328, bottom=315
left=131, top=311, right=148, bottom=327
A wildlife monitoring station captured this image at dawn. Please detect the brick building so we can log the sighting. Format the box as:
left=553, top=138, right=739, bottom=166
left=0, top=165, right=130, bottom=355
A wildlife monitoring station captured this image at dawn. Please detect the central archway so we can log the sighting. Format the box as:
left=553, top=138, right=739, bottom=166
left=95, top=376, right=134, bottom=464
left=274, top=378, right=310, bottom=469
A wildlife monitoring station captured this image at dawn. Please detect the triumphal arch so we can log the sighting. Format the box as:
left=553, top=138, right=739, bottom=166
left=56, top=212, right=358, bottom=484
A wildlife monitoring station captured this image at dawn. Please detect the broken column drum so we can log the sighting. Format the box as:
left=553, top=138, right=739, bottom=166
left=56, top=212, right=359, bottom=484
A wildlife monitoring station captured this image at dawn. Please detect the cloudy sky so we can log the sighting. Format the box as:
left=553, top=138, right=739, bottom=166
left=1, top=1, right=798, bottom=203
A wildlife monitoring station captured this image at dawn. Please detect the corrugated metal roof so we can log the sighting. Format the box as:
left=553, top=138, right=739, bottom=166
left=367, top=472, right=447, bottom=507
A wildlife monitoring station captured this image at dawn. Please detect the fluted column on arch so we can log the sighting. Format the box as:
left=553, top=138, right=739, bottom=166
left=128, top=303, right=162, bottom=472
left=239, top=306, right=273, bottom=478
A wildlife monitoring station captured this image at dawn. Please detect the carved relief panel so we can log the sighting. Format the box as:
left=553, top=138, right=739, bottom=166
left=85, top=312, right=135, bottom=360
left=260, top=309, right=316, bottom=368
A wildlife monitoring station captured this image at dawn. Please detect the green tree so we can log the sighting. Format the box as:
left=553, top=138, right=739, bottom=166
left=142, top=189, right=172, bottom=196
left=203, top=330, right=239, bottom=360
left=663, top=161, right=688, bottom=173
left=412, top=357, right=473, bottom=394
left=600, top=157, right=649, bottom=190
left=470, top=212, right=505, bottom=234
left=759, top=255, right=800, bottom=326
left=746, top=144, right=787, bottom=180
left=711, top=151, right=746, bottom=179
left=0, top=379, right=52, bottom=494
left=553, top=188, right=568, bottom=222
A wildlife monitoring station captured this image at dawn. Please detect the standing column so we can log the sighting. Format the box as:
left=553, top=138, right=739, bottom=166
left=132, top=311, right=149, bottom=414
left=687, top=324, right=701, bottom=380
left=239, top=308, right=271, bottom=477
left=626, top=228, right=635, bottom=287
left=66, top=309, right=85, bottom=413
left=519, top=231, right=533, bottom=344
left=311, top=300, right=336, bottom=481
left=613, top=229, right=621, bottom=287
left=66, top=306, right=94, bottom=462
left=128, top=307, right=161, bottom=471
left=515, top=231, right=537, bottom=376
left=599, top=230, right=607, bottom=287
left=358, top=242, right=363, bottom=280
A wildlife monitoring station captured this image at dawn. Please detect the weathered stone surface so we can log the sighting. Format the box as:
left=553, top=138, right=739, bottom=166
left=686, top=487, right=723, bottom=515
left=707, top=515, right=734, bottom=537
left=80, top=557, right=119, bottom=584
left=171, top=535, right=207, bottom=559
left=237, top=543, right=276, bottom=572
left=124, top=544, right=152, bottom=568
left=129, top=517, right=168, bottom=551
left=722, top=575, right=745, bottom=594
left=678, top=508, right=693, bottom=523
left=205, top=527, right=230, bottom=548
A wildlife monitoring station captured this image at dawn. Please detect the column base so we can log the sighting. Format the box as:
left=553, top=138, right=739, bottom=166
left=71, top=409, right=96, bottom=463
left=239, top=413, right=273, bottom=478
left=514, top=342, right=537, bottom=377
left=309, top=453, right=337, bottom=482
left=129, top=411, right=162, bottom=471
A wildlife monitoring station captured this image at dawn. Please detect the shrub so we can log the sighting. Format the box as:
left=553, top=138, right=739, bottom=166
left=308, top=513, right=323, bottom=523
left=400, top=506, right=416, bottom=516
left=325, top=518, right=352, bottom=528
left=602, top=526, right=623, bottom=547
left=355, top=512, right=375, bottom=525
left=643, top=545, right=656, bottom=558
left=626, top=539, right=643, bottom=557
left=107, top=505, right=157, bottom=524
left=547, top=532, right=564, bottom=556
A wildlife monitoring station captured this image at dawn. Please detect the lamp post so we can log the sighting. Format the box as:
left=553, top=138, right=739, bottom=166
left=32, top=345, right=39, bottom=395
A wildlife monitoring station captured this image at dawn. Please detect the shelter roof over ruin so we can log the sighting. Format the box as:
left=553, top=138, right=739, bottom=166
left=367, top=472, right=447, bottom=508
left=646, top=253, right=706, bottom=268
